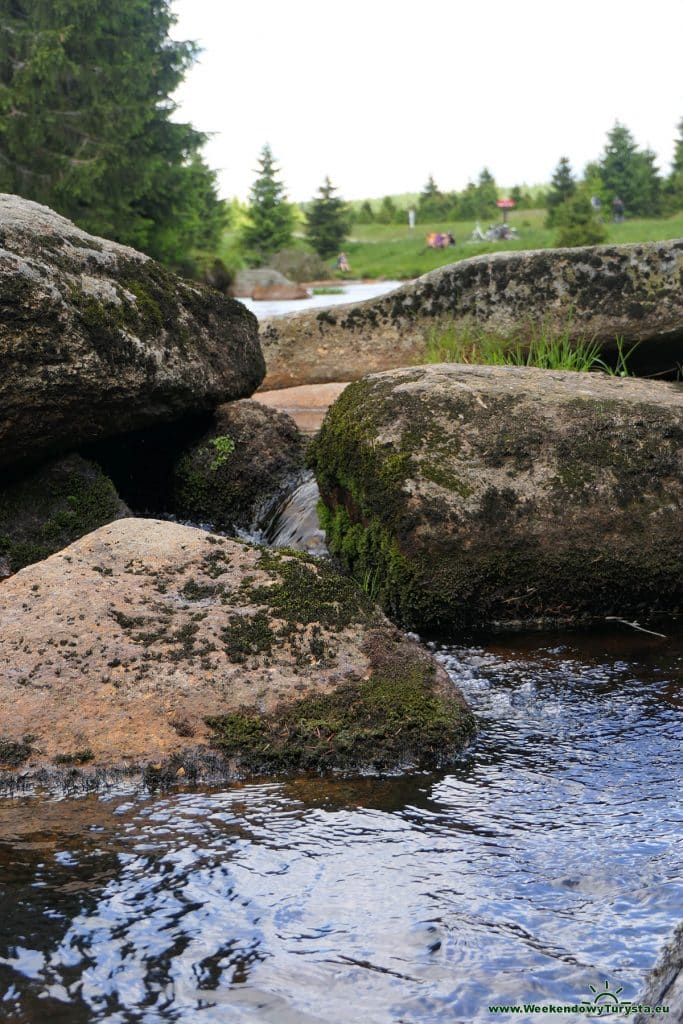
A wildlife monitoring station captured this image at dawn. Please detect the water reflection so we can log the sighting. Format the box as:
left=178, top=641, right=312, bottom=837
left=0, top=629, right=681, bottom=1023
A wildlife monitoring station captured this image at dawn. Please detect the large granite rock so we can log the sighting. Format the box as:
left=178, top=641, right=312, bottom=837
left=260, top=241, right=683, bottom=388
left=172, top=399, right=306, bottom=533
left=310, top=364, right=683, bottom=631
left=0, top=453, right=128, bottom=576
left=0, top=194, right=264, bottom=471
left=635, top=924, right=683, bottom=1023
left=0, top=518, right=474, bottom=783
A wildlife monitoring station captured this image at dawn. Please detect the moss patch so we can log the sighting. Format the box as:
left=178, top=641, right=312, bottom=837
left=208, top=634, right=475, bottom=772
left=0, top=454, right=127, bottom=573
left=0, top=736, right=34, bottom=767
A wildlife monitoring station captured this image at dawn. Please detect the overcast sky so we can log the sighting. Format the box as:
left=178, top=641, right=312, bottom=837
left=169, top=0, right=683, bottom=203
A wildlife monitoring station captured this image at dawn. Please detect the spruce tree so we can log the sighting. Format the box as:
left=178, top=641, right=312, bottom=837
left=305, top=176, right=350, bottom=258
left=418, top=175, right=451, bottom=221
left=0, top=0, right=225, bottom=268
left=597, top=121, right=661, bottom=216
left=555, top=194, right=608, bottom=248
left=241, top=145, right=295, bottom=265
left=545, top=157, right=576, bottom=226
left=665, top=117, right=683, bottom=212
left=475, top=168, right=499, bottom=218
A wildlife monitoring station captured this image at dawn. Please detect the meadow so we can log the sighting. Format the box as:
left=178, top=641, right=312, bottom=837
left=219, top=207, right=683, bottom=282
left=342, top=208, right=683, bottom=279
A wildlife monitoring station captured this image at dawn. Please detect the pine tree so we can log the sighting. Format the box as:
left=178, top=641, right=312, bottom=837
left=376, top=196, right=398, bottom=224
left=545, top=157, right=576, bottom=226
left=664, top=117, right=683, bottom=212
left=418, top=175, right=451, bottom=221
left=356, top=200, right=375, bottom=223
left=305, top=177, right=350, bottom=258
left=555, top=194, right=608, bottom=248
left=475, top=168, right=499, bottom=218
left=0, top=0, right=225, bottom=269
left=241, top=145, right=295, bottom=264
left=597, top=121, right=661, bottom=216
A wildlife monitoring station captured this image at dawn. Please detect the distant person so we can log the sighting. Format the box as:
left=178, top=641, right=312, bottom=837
left=336, top=252, right=350, bottom=272
left=408, top=208, right=416, bottom=232
left=612, top=196, right=625, bottom=223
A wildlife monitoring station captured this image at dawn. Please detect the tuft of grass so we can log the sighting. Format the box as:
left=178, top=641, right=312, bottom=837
left=312, top=287, right=344, bottom=295
left=424, top=319, right=639, bottom=375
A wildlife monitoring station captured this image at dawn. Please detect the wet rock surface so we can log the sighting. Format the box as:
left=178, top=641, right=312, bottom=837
left=260, top=241, right=683, bottom=387
left=171, top=399, right=307, bottom=533
left=0, top=194, right=263, bottom=471
left=310, top=364, right=683, bottom=631
left=0, top=518, right=474, bottom=784
left=635, top=924, right=683, bottom=1023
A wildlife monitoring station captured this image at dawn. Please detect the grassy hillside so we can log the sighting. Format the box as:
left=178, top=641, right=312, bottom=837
left=219, top=208, right=683, bottom=281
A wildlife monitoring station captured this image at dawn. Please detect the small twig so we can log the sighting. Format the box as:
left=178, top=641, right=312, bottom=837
left=605, top=616, right=667, bottom=638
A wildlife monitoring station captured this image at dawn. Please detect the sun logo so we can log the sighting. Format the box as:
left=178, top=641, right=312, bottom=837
left=588, top=980, right=624, bottom=1006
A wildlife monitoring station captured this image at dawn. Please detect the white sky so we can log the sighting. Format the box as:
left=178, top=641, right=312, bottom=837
left=169, top=0, right=683, bottom=202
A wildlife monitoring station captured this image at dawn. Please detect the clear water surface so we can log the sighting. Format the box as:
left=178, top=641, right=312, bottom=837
left=0, top=628, right=681, bottom=1023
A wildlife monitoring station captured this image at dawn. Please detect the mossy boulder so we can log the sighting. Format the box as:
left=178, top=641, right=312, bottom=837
left=0, top=194, right=264, bottom=472
left=0, top=453, right=129, bottom=576
left=172, top=399, right=307, bottom=532
left=309, top=364, right=683, bottom=631
left=260, top=240, right=683, bottom=387
left=0, top=518, right=474, bottom=784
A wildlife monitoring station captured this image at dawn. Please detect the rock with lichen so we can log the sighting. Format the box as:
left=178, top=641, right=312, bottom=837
left=259, top=241, right=683, bottom=388
left=0, top=194, right=264, bottom=471
left=635, top=923, right=683, bottom=1023
left=309, top=364, right=683, bottom=631
left=172, top=399, right=306, bottom=533
left=0, top=453, right=129, bottom=577
left=0, top=518, right=475, bottom=786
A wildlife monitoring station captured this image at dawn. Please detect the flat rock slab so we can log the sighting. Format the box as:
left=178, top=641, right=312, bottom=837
left=0, top=518, right=474, bottom=781
left=310, top=364, right=683, bottom=630
left=260, top=241, right=683, bottom=388
left=254, top=382, right=349, bottom=433
left=0, top=194, right=264, bottom=470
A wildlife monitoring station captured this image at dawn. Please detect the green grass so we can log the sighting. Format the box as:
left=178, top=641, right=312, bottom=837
left=217, top=208, right=683, bottom=282
left=424, top=320, right=642, bottom=374
left=343, top=209, right=683, bottom=279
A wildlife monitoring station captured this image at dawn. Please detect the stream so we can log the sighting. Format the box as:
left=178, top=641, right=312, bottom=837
left=1, top=488, right=681, bottom=1023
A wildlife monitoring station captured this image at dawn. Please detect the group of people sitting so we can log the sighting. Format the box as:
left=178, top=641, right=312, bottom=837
left=425, top=231, right=456, bottom=250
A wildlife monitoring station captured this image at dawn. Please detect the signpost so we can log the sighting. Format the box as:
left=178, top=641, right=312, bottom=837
left=496, top=198, right=516, bottom=223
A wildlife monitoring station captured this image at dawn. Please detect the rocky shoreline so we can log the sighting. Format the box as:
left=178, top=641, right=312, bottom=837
left=1, top=194, right=681, bottom=789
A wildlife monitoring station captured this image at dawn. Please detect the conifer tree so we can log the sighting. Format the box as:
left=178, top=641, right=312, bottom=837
left=305, top=177, right=350, bottom=258
left=597, top=122, right=661, bottom=216
left=545, top=157, right=576, bottom=226
left=241, top=145, right=295, bottom=264
left=475, top=168, right=499, bottom=218
left=0, top=0, right=225, bottom=269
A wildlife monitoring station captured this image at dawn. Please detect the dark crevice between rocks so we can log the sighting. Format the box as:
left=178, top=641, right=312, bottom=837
left=80, top=411, right=214, bottom=515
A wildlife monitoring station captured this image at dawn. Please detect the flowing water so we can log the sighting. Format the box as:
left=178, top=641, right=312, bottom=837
left=239, top=280, right=404, bottom=319
left=1, top=627, right=681, bottom=1023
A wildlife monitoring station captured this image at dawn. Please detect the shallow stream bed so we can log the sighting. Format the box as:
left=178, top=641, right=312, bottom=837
left=1, top=628, right=681, bottom=1023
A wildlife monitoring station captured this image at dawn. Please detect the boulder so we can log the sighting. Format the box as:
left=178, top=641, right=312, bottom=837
left=255, top=382, right=350, bottom=434
left=172, top=399, right=306, bottom=532
left=252, top=283, right=310, bottom=301
left=259, top=241, right=683, bottom=388
left=0, top=194, right=263, bottom=471
left=229, top=267, right=293, bottom=298
left=0, top=453, right=128, bottom=576
left=310, top=364, right=683, bottom=631
left=0, top=518, right=475, bottom=782
left=635, top=923, right=683, bottom=1023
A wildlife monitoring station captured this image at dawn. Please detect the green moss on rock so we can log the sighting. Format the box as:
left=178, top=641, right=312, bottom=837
left=0, top=454, right=129, bottom=574
left=208, top=631, right=476, bottom=772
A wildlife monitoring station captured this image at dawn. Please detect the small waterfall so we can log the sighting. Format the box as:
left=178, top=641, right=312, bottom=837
left=261, top=473, right=328, bottom=557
